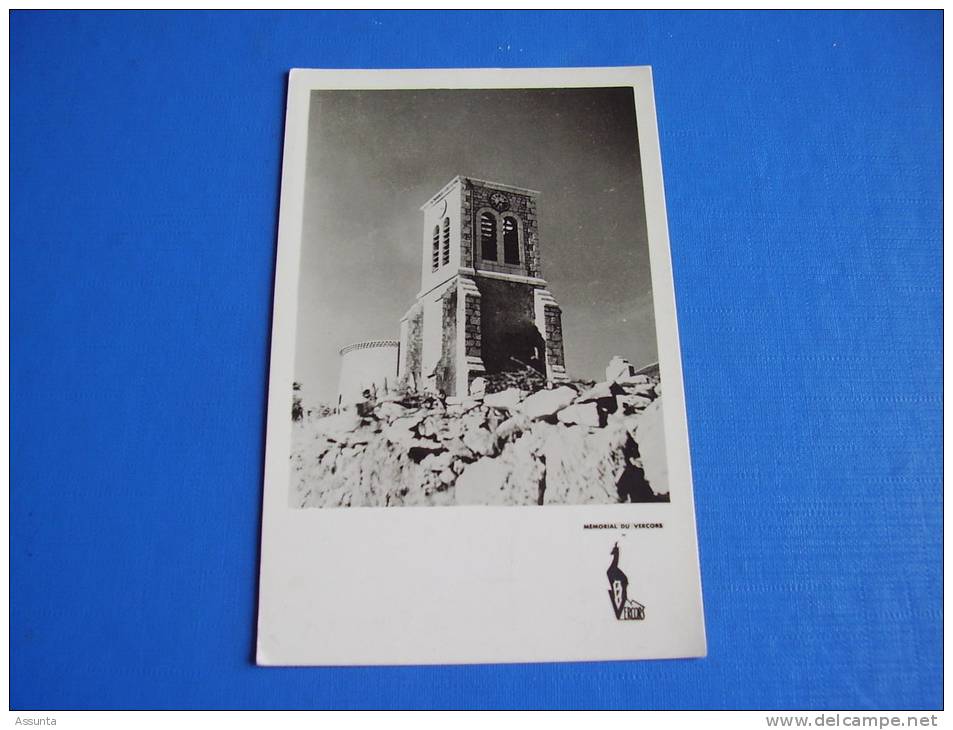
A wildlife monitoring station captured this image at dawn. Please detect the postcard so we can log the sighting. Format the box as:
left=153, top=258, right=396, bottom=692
left=257, top=67, right=706, bottom=665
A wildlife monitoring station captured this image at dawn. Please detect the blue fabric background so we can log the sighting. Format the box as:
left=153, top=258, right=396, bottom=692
left=10, top=11, right=942, bottom=710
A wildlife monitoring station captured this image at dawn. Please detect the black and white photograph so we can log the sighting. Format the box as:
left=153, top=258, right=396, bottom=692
left=288, top=85, right=669, bottom=509
left=258, top=67, right=704, bottom=666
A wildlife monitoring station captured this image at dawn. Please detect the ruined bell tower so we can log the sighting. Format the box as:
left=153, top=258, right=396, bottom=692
left=398, top=176, right=567, bottom=397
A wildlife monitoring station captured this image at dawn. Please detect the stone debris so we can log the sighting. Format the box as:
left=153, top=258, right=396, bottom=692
left=438, top=468, right=456, bottom=486
left=312, top=412, right=363, bottom=440
left=483, top=365, right=547, bottom=395
left=619, top=376, right=652, bottom=388
left=463, top=426, right=499, bottom=457
left=519, top=385, right=577, bottom=420
left=290, top=361, right=668, bottom=508
left=606, top=356, right=637, bottom=383
left=483, top=387, right=526, bottom=411
left=576, top=380, right=620, bottom=404
left=617, top=394, right=654, bottom=414
left=495, top=413, right=532, bottom=442
left=556, top=401, right=602, bottom=427
left=375, top=401, right=410, bottom=421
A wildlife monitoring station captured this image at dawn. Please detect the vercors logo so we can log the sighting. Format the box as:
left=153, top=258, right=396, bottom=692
left=607, top=543, right=645, bottom=621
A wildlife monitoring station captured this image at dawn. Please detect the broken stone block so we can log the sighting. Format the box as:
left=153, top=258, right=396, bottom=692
left=495, top=413, right=532, bottom=442
left=615, top=374, right=652, bottom=388
left=606, top=355, right=636, bottom=383
left=557, top=402, right=602, bottom=427
left=421, top=451, right=452, bottom=472
left=483, top=387, right=526, bottom=411
left=519, top=385, right=577, bottom=420
left=393, top=413, right=427, bottom=431
left=438, top=468, right=456, bottom=486
left=463, top=426, right=498, bottom=457
left=469, top=376, right=487, bottom=397
left=408, top=438, right=443, bottom=462
left=437, top=418, right=464, bottom=443
left=313, top=412, right=362, bottom=439
left=617, top=394, right=654, bottom=414
left=443, top=436, right=474, bottom=462
left=443, top=396, right=483, bottom=416
left=383, top=414, right=427, bottom=447
left=418, top=416, right=445, bottom=439
left=375, top=402, right=411, bottom=421
left=575, top=380, right=621, bottom=404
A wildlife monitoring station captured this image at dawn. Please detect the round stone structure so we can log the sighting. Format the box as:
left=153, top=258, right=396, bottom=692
left=336, top=339, right=400, bottom=408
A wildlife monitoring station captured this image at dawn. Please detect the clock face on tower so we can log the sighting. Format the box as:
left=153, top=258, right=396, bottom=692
left=489, top=192, right=510, bottom=211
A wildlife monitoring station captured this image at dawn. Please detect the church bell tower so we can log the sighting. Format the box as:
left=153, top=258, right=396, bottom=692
left=398, top=176, right=567, bottom=397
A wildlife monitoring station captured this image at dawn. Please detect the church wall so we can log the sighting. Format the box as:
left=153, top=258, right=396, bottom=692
left=543, top=304, right=565, bottom=369
left=421, top=294, right=443, bottom=389
left=463, top=291, right=481, bottom=360
left=420, top=181, right=463, bottom=295
left=403, top=177, right=563, bottom=395
left=416, top=279, right=456, bottom=392
left=466, top=180, right=541, bottom=279
left=402, top=304, right=424, bottom=387
left=459, top=184, right=473, bottom=269
left=435, top=286, right=457, bottom=395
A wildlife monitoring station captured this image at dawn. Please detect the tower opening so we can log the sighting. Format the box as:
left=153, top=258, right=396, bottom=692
left=502, top=215, right=520, bottom=264
left=480, top=211, right=497, bottom=261
left=399, top=176, right=567, bottom=397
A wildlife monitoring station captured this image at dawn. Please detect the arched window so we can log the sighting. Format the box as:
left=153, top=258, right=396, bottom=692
left=441, top=217, right=451, bottom=266
left=431, top=225, right=440, bottom=271
left=502, top=216, right=520, bottom=265
left=480, top=212, right=497, bottom=262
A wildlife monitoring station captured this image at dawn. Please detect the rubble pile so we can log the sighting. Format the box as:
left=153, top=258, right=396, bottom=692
left=477, top=365, right=548, bottom=395
left=290, top=368, right=668, bottom=508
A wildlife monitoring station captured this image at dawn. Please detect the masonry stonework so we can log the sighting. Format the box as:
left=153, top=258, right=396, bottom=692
left=464, top=293, right=482, bottom=358
left=543, top=304, right=565, bottom=368
left=460, top=183, right=474, bottom=269
left=467, top=180, right=541, bottom=279
left=394, top=176, right=567, bottom=397
left=401, top=304, right=424, bottom=387
left=436, top=286, right=457, bottom=395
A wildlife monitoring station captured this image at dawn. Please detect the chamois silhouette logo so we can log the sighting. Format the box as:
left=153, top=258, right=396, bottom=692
left=607, top=543, right=645, bottom=621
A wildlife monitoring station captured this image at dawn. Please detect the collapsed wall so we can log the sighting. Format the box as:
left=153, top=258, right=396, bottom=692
left=291, top=368, right=668, bottom=508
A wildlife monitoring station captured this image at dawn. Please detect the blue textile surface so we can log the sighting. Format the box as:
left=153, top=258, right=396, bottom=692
left=10, top=11, right=942, bottom=710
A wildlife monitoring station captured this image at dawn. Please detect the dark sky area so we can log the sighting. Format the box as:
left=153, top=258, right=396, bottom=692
left=294, top=87, right=658, bottom=404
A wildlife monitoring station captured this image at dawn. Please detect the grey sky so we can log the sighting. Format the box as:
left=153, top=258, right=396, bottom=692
left=294, top=87, right=657, bottom=404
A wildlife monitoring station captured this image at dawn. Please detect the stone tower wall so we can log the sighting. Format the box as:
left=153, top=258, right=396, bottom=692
left=405, top=176, right=567, bottom=397
left=435, top=286, right=457, bottom=395
left=465, top=179, right=541, bottom=279
left=399, top=304, right=424, bottom=387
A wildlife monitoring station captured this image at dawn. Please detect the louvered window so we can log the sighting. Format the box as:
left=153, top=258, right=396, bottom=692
left=480, top=212, right=497, bottom=261
left=502, top=216, right=520, bottom=265
left=441, top=217, right=451, bottom=266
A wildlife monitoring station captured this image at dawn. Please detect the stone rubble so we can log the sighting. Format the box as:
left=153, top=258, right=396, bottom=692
left=290, top=365, right=668, bottom=509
